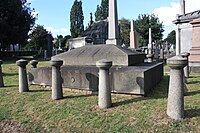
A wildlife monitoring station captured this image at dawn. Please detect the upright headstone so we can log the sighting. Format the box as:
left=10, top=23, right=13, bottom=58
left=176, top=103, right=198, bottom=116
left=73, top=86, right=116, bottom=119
left=106, top=0, right=121, bottom=46
left=16, top=59, right=29, bottom=92
left=96, top=59, right=112, bottom=109
left=50, top=59, right=63, bottom=100
left=167, top=55, right=187, bottom=120
left=130, top=20, right=138, bottom=48
left=0, top=60, right=4, bottom=87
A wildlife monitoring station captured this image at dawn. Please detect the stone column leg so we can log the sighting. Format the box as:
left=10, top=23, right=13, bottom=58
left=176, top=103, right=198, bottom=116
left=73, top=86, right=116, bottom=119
left=0, top=60, right=4, bottom=87
left=50, top=59, right=63, bottom=100
left=96, top=59, right=112, bottom=109
left=146, top=49, right=154, bottom=63
left=167, top=55, right=187, bottom=120
left=30, top=60, right=39, bottom=68
left=16, top=59, right=29, bottom=92
left=181, top=52, right=190, bottom=78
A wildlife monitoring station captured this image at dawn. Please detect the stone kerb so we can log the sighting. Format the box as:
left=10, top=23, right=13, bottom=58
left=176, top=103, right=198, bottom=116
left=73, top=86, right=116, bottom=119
left=30, top=60, right=39, bottom=68
left=96, top=59, right=112, bottom=109
left=167, top=55, right=188, bottom=120
left=16, top=59, right=29, bottom=92
left=0, top=60, right=4, bottom=87
left=50, top=59, right=63, bottom=100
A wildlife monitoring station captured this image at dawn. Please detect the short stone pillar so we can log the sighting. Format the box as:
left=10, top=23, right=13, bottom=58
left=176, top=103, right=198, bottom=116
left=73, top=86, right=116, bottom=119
left=0, top=60, right=4, bottom=87
left=50, top=59, right=63, bottom=100
left=167, top=55, right=188, bottom=120
left=181, top=52, right=190, bottom=78
left=30, top=60, right=39, bottom=68
left=16, top=59, right=29, bottom=92
left=146, top=49, right=154, bottom=63
left=96, top=59, right=112, bottom=109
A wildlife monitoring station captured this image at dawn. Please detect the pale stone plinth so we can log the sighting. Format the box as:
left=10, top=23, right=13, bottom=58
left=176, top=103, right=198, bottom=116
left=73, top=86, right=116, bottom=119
left=50, top=59, right=63, bottom=100
left=16, top=59, right=29, bottom=92
left=96, top=59, right=112, bottom=109
left=167, top=55, right=188, bottom=120
left=30, top=60, right=39, bottom=68
left=0, top=60, right=4, bottom=87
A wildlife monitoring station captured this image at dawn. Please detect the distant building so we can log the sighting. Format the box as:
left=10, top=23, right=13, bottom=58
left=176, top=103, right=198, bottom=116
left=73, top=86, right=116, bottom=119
left=173, top=0, right=200, bottom=72
left=83, top=19, right=108, bottom=44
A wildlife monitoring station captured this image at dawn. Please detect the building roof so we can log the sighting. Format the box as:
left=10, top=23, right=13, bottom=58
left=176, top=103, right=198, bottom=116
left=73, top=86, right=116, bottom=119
left=83, top=20, right=108, bottom=37
left=173, top=10, right=200, bottom=24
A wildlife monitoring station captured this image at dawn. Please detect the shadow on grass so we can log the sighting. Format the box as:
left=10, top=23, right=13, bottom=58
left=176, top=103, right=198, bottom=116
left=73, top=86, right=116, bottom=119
left=112, top=97, right=149, bottom=107
left=185, top=108, right=200, bottom=118
left=185, top=90, right=200, bottom=96
left=63, top=94, right=96, bottom=99
left=187, top=81, right=200, bottom=84
left=2, top=85, right=18, bottom=88
left=3, top=73, right=18, bottom=76
left=29, top=90, right=51, bottom=93
left=113, top=75, right=170, bottom=107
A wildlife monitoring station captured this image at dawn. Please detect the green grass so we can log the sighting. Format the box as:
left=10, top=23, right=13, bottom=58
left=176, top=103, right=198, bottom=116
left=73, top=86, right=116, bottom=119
left=0, top=60, right=199, bottom=132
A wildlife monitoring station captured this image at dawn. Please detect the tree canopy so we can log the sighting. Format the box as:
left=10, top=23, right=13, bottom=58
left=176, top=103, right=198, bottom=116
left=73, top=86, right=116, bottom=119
left=95, top=0, right=109, bottom=21
left=135, top=14, right=164, bottom=47
left=0, top=0, right=36, bottom=51
left=70, top=0, right=84, bottom=38
left=27, top=25, right=53, bottom=51
left=164, top=30, right=175, bottom=45
left=119, top=18, right=130, bottom=46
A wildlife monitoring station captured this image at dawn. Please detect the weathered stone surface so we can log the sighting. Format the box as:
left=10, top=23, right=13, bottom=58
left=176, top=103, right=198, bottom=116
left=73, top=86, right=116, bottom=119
left=96, top=59, right=112, bottom=109
left=16, top=59, right=29, bottom=92
left=50, top=59, right=63, bottom=100
left=167, top=55, right=188, bottom=120
left=29, top=62, right=163, bottom=95
left=52, top=44, right=145, bottom=66
left=0, top=60, right=4, bottom=87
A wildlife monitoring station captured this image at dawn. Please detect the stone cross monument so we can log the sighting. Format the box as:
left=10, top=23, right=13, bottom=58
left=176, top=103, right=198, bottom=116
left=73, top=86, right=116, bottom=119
left=106, top=0, right=121, bottom=46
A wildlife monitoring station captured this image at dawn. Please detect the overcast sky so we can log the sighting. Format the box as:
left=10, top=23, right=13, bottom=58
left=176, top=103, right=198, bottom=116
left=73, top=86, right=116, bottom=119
left=28, top=0, right=200, bottom=38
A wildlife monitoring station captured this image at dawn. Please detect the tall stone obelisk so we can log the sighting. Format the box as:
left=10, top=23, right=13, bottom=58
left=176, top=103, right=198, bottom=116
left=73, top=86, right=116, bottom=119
left=130, top=20, right=138, bottom=48
left=106, top=0, right=121, bottom=46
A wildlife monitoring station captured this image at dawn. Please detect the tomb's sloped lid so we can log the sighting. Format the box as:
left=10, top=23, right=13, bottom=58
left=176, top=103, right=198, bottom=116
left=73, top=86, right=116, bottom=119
left=52, top=44, right=144, bottom=66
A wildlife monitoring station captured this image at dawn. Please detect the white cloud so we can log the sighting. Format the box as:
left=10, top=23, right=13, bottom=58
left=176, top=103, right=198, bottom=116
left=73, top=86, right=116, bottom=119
left=152, top=0, right=200, bottom=38
left=45, top=27, right=70, bottom=37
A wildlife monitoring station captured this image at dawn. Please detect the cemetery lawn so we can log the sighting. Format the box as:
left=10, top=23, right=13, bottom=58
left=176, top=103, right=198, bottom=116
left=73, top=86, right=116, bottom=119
left=0, top=60, right=199, bottom=132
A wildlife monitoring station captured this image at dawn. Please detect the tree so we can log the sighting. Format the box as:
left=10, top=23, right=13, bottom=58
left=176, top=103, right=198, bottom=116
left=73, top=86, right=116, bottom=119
left=135, top=14, right=164, bottom=47
left=164, top=30, right=175, bottom=45
left=95, top=0, right=109, bottom=21
left=54, top=35, right=71, bottom=50
left=0, top=0, right=35, bottom=51
left=119, top=18, right=130, bottom=46
left=27, top=25, right=53, bottom=51
left=70, top=0, right=84, bottom=38
left=95, top=5, right=102, bottom=21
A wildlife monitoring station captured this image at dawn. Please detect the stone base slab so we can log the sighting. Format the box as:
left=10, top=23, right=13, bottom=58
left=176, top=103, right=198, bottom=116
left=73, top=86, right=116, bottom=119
left=29, top=62, right=163, bottom=96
